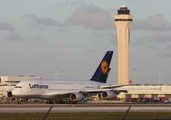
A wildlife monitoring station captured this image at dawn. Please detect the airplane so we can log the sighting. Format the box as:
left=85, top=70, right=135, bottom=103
left=8, top=51, right=127, bottom=104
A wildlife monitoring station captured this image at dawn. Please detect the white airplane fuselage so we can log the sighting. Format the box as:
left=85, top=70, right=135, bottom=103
left=12, top=79, right=110, bottom=100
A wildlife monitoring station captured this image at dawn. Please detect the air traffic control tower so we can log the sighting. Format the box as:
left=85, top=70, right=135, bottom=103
left=114, top=6, right=133, bottom=85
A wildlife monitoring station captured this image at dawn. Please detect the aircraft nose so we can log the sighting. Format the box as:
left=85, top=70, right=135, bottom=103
left=11, top=89, right=18, bottom=96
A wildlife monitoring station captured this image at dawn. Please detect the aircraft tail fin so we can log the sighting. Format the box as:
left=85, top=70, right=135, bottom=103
left=90, top=51, right=113, bottom=83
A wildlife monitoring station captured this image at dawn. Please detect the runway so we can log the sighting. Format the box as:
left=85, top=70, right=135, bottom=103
left=1, top=105, right=171, bottom=113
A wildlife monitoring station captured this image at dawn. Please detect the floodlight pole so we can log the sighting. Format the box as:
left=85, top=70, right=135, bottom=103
left=158, top=73, right=161, bottom=84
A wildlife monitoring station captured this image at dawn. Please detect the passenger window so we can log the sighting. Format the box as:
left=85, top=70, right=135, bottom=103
left=15, top=86, right=22, bottom=88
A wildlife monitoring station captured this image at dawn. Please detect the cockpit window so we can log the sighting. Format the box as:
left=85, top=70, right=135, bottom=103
left=15, top=86, right=22, bottom=88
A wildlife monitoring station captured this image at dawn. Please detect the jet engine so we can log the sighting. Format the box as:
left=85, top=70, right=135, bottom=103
left=70, top=93, right=85, bottom=102
left=101, top=90, right=116, bottom=99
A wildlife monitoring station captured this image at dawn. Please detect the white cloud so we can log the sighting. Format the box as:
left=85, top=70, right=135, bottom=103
left=133, top=33, right=171, bottom=57
left=135, top=33, right=171, bottom=46
left=67, top=4, right=114, bottom=30
left=133, top=14, right=171, bottom=31
left=23, top=14, right=66, bottom=27
left=57, top=1, right=69, bottom=6
left=0, top=23, right=15, bottom=31
left=6, top=32, right=24, bottom=41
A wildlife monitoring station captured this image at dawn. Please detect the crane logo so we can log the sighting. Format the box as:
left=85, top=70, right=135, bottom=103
left=101, top=61, right=109, bottom=74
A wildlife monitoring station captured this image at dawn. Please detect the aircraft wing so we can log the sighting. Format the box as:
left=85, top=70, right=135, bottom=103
left=42, top=89, right=112, bottom=97
left=41, top=90, right=83, bottom=100
left=83, top=89, right=113, bottom=93
left=99, top=84, right=133, bottom=89
left=40, top=88, right=128, bottom=101
left=42, top=91, right=81, bottom=96
left=41, top=88, right=127, bottom=99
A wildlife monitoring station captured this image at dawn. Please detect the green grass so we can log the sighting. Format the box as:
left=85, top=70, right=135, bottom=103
left=0, top=112, right=171, bottom=120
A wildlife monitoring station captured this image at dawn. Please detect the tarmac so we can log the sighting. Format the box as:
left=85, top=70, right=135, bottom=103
left=0, top=104, right=171, bottom=113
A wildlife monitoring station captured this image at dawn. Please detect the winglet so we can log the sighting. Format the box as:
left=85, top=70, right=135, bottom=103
left=90, top=51, right=113, bottom=83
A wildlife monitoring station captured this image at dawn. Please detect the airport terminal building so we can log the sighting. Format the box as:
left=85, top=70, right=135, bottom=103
left=116, top=84, right=171, bottom=102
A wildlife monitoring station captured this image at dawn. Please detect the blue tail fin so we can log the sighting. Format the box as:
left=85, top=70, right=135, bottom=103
left=90, top=51, right=113, bottom=83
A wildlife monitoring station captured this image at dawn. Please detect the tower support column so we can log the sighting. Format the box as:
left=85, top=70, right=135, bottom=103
left=114, top=6, right=133, bottom=85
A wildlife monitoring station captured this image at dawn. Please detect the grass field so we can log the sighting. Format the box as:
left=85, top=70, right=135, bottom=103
left=0, top=112, right=171, bottom=120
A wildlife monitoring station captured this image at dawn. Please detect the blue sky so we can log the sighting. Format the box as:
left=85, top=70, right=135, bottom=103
left=1, top=0, right=171, bottom=85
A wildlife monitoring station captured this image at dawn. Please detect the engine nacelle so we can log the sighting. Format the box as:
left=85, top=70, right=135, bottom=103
left=101, top=91, right=116, bottom=99
left=70, top=93, right=85, bottom=102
